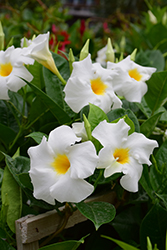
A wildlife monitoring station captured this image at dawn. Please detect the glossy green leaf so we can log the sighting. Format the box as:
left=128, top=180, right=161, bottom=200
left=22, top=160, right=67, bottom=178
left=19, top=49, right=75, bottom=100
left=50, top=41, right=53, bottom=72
left=149, top=141, right=167, bottom=195
left=140, top=164, right=155, bottom=201
left=140, top=111, right=164, bottom=137
left=0, top=239, right=15, bottom=250
left=18, top=173, right=33, bottom=190
left=39, top=236, right=86, bottom=250
left=135, top=49, right=165, bottom=72
left=145, top=71, right=167, bottom=114
left=26, top=131, right=48, bottom=144
left=28, top=60, right=44, bottom=89
left=0, top=123, right=16, bottom=146
left=101, top=235, right=139, bottom=250
left=88, top=104, right=109, bottom=131
left=76, top=201, right=116, bottom=230
left=4, top=154, right=30, bottom=188
left=140, top=203, right=167, bottom=250
left=1, top=166, right=22, bottom=232
left=27, top=81, right=71, bottom=125
left=43, top=52, right=75, bottom=118
left=107, top=108, right=140, bottom=132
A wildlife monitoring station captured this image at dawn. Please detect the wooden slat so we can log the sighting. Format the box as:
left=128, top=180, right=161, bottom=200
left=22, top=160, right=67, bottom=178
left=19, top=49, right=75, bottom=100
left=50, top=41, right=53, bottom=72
left=16, top=191, right=116, bottom=250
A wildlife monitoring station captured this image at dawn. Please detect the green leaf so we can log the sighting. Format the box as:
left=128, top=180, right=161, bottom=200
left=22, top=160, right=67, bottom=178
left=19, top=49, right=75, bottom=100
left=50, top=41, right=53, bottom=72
left=88, top=104, right=109, bottom=131
left=140, top=111, right=164, bottom=137
left=140, top=165, right=155, bottom=201
left=101, top=235, right=139, bottom=250
left=76, top=201, right=116, bottom=230
left=4, top=153, right=30, bottom=188
left=28, top=60, right=44, bottom=89
left=107, top=108, right=140, bottom=132
left=145, top=71, right=167, bottom=114
left=1, top=166, right=22, bottom=233
left=27, top=81, right=71, bottom=125
left=26, top=132, right=48, bottom=144
left=18, top=173, right=33, bottom=190
left=136, top=97, right=152, bottom=118
left=39, top=237, right=85, bottom=250
left=135, top=49, right=165, bottom=72
left=140, top=203, right=167, bottom=250
left=0, top=239, right=15, bottom=250
left=155, top=193, right=167, bottom=210
left=0, top=123, right=16, bottom=146
left=149, top=140, right=167, bottom=195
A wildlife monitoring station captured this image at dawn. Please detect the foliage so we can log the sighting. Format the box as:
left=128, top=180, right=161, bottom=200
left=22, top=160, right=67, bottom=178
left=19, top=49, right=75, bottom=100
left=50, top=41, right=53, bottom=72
left=0, top=2, right=167, bottom=250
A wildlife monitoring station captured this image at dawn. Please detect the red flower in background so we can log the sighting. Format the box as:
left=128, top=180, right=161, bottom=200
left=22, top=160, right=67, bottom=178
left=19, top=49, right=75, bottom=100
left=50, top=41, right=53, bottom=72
left=80, top=19, right=86, bottom=37
left=49, top=24, right=71, bottom=54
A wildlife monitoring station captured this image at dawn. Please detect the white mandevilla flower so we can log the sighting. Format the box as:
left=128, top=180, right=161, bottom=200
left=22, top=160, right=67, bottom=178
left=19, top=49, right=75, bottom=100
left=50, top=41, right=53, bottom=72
left=92, top=119, right=158, bottom=192
left=23, top=32, right=66, bottom=84
left=107, top=55, right=156, bottom=103
left=64, top=54, right=122, bottom=113
left=28, top=125, right=98, bottom=204
left=0, top=46, right=34, bottom=100
left=72, top=121, right=88, bottom=141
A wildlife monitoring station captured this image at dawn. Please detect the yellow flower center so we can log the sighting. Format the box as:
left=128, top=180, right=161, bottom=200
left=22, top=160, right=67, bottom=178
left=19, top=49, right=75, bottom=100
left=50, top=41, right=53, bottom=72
left=0, top=62, right=13, bottom=77
left=113, top=148, right=130, bottom=164
left=128, top=68, right=142, bottom=81
left=91, top=77, right=107, bottom=95
left=52, top=154, right=70, bottom=175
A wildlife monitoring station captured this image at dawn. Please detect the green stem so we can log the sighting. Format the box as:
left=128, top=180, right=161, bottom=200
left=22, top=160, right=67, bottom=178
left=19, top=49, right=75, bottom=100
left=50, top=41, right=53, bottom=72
left=9, top=127, right=23, bottom=151
left=94, top=170, right=103, bottom=189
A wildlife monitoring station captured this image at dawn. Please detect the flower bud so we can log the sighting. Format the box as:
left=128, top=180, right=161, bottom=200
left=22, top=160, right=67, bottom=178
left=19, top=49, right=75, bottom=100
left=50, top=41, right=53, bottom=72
left=0, top=21, right=5, bottom=51
left=106, top=38, right=115, bottom=63
left=130, top=48, right=137, bottom=61
left=83, top=114, right=92, bottom=141
left=69, top=48, right=75, bottom=73
left=148, top=10, right=157, bottom=24
left=79, top=39, right=90, bottom=61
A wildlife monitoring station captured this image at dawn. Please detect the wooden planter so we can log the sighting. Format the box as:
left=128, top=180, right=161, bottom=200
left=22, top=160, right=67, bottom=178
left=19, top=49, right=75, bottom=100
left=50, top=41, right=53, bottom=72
left=15, top=190, right=116, bottom=250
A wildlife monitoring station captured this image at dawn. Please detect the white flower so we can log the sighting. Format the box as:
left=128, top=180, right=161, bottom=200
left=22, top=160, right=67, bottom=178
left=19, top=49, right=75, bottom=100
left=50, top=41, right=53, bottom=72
left=64, top=54, right=122, bottom=113
left=107, top=55, right=156, bottom=103
left=0, top=46, right=33, bottom=100
left=72, top=122, right=88, bottom=141
left=23, top=32, right=66, bottom=84
left=92, top=119, right=158, bottom=192
left=28, top=125, right=98, bottom=204
left=96, top=45, right=107, bottom=67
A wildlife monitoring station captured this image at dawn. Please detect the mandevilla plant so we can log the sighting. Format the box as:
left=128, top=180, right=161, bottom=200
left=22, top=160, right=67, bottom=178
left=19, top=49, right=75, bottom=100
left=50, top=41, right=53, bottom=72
left=0, top=21, right=167, bottom=250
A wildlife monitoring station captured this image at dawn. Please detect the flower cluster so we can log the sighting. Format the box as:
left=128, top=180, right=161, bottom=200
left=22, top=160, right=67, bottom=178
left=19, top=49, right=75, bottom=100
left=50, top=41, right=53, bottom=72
left=28, top=118, right=158, bottom=204
left=0, top=30, right=158, bottom=205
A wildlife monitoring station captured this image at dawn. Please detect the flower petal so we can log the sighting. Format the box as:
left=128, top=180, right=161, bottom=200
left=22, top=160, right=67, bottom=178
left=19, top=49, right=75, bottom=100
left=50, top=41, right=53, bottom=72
left=120, top=159, right=143, bottom=192
left=124, top=132, right=158, bottom=165
left=28, top=136, right=55, bottom=170
left=48, top=125, right=81, bottom=154
left=50, top=173, right=94, bottom=203
left=7, top=66, right=33, bottom=92
left=64, top=76, right=95, bottom=113
left=92, top=119, right=130, bottom=147
left=72, top=122, right=88, bottom=141
left=0, top=77, right=9, bottom=100
left=69, top=141, right=98, bottom=179
left=71, top=54, right=92, bottom=80
left=29, top=167, right=56, bottom=205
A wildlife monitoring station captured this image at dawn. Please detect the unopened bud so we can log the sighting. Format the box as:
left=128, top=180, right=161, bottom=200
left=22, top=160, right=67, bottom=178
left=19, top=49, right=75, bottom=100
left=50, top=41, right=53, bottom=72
left=0, top=21, right=5, bottom=50
left=69, top=48, right=75, bottom=73
left=106, top=38, right=115, bottom=63
left=148, top=10, right=157, bottom=24
left=130, top=48, right=137, bottom=61
left=79, top=39, right=90, bottom=61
